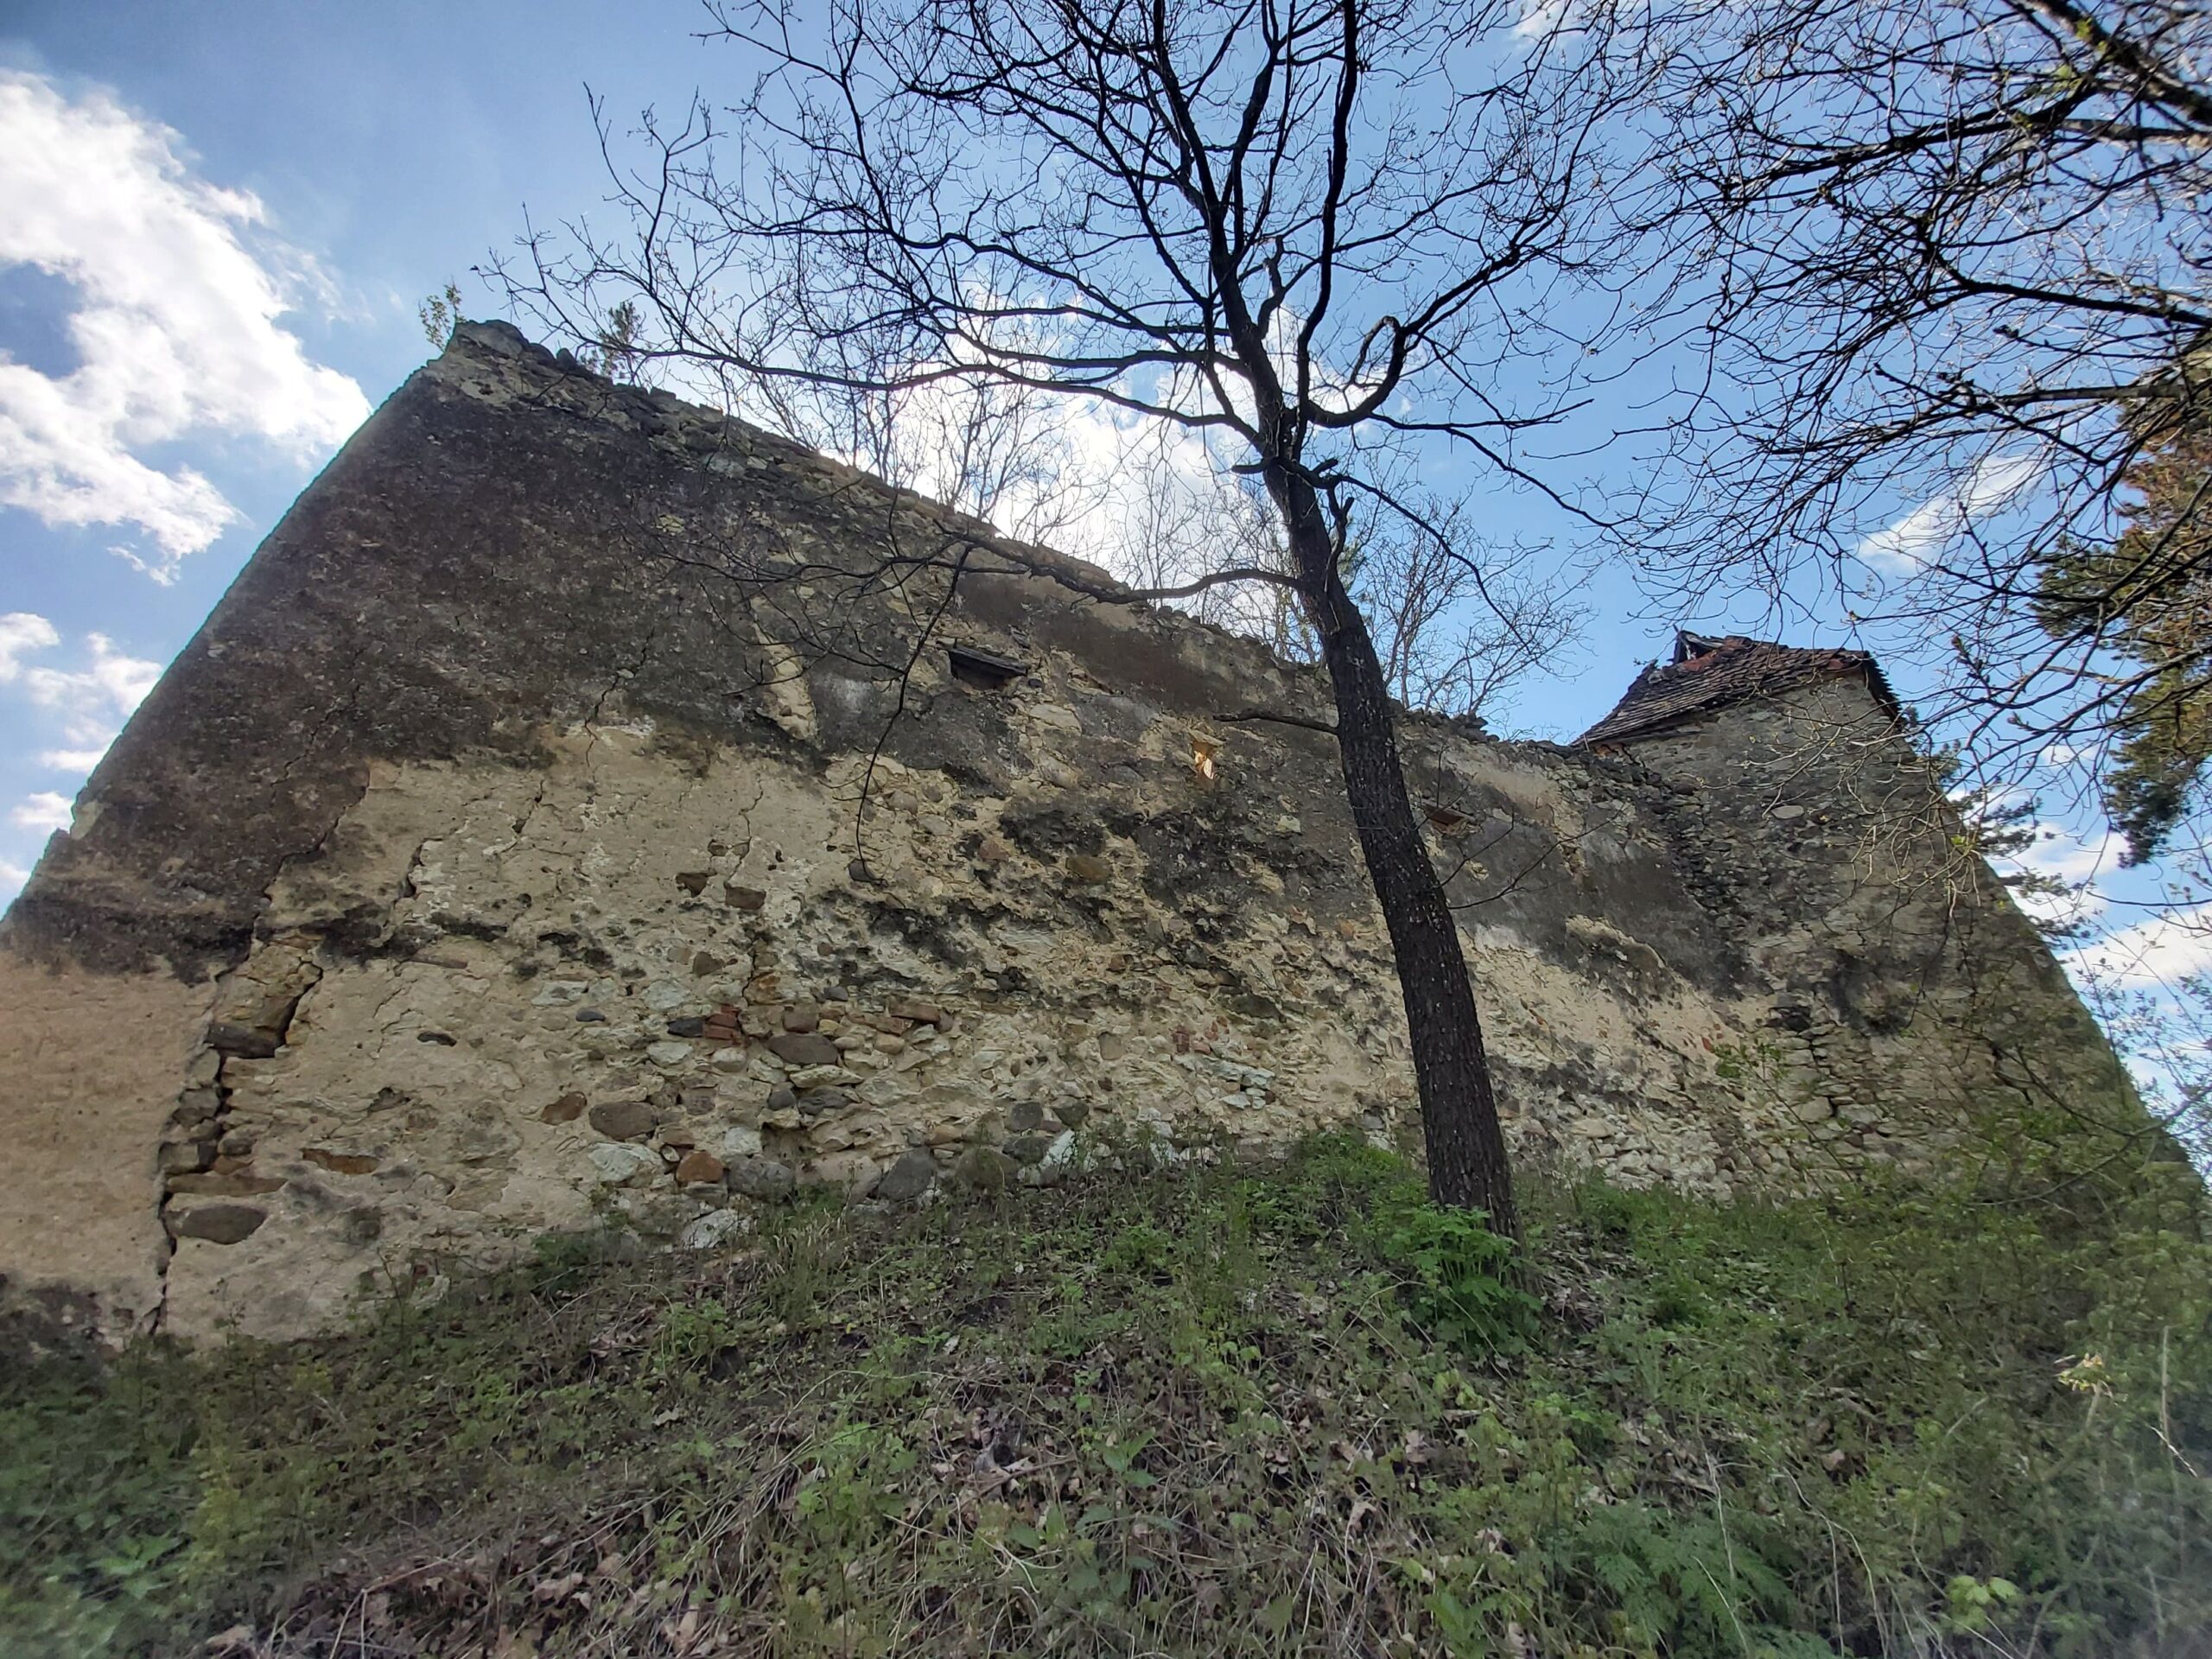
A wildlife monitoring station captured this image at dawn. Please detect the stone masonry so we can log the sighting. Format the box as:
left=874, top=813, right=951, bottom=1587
left=0, top=322, right=2136, bottom=1343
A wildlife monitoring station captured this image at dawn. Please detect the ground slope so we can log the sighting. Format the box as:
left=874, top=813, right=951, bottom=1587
left=3, top=1135, right=2207, bottom=1659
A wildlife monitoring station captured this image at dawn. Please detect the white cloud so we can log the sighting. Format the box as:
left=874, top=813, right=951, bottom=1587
left=0, top=856, right=26, bottom=900
left=0, top=610, right=159, bottom=768
left=10, top=791, right=71, bottom=831
left=0, top=610, right=59, bottom=677
left=1514, top=0, right=1580, bottom=38
left=19, top=632, right=161, bottom=736
left=2067, top=903, right=2212, bottom=990
left=0, top=71, right=368, bottom=580
left=1859, top=450, right=2046, bottom=574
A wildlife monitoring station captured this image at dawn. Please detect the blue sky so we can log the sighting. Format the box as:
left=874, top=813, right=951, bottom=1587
left=0, top=0, right=2192, bottom=1002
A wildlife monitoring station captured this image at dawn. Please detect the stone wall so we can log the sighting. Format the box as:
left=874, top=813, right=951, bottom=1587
left=0, top=322, right=2135, bottom=1342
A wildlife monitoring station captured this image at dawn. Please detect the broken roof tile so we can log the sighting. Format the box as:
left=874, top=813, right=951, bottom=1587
left=1576, top=632, right=1902, bottom=747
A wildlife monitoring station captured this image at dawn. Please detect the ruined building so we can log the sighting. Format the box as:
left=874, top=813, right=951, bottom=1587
left=0, top=323, right=2133, bottom=1342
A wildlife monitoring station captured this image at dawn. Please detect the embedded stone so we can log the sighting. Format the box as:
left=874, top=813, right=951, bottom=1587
left=674, top=1150, right=727, bottom=1185
left=587, top=1143, right=664, bottom=1185
left=781, top=1004, right=820, bottom=1033
left=665, top=1016, right=707, bottom=1038
left=676, top=870, right=713, bottom=894
left=1065, top=854, right=1112, bottom=884
left=158, top=1140, right=217, bottom=1175
left=975, top=836, right=1010, bottom=864
left=647, top=1041, right=695, bottom=1068
left=768, top=1031, right=842, bottom=1068
left=873, top=1149, right=938, bottom=1202
left=887, top=998, right=944, bottom=1026
left=302, top=1148, right=380, bottom=1175
left=170, top=1205, right=269, bottom=1245
left=588, top=1100, right=658, bottom=1141
left=207, top=1022, right=280, bottom=1059
left=167, top=1173, right=286, bottom=1198
left=1003, top=1133, right=1053, bottom=1166
left=717, top=1125, right=765, bottom=1161
left=787, top=1064, right=858, bottom=1090
left=1055, top=1098, right=1094, bottom=1129
left=681, top=1209, right=751, bottom=1250
left=171, top=1089, right=222, bottom=1131
left=543, top=1091, right=588, bottom=1123
left=951, top=1147, right=1016, bottom=1192
left=691, top=950, right=727, bottom=976
left=766, top=1086, right=800, bottom=1115
left=798, top=1087, right=853, bottom=1116
left=727, top=1158, right=798, bottom=1201
left=725, top=884, right=767, bottom=911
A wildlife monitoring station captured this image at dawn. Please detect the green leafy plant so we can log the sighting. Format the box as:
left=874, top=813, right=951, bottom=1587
left=418, top=278, right=462, bottom=347
left=1372, top=1199, right=1540, bottom=1353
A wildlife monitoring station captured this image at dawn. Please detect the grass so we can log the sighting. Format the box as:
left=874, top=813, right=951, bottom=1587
left=2, top=1133, right=2206, bottom=1658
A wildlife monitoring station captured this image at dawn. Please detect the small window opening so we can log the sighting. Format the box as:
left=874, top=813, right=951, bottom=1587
left=1192, top=736, right=1220, bottom=781
left=1423, top=802, right=1469, bottom=834
left=947, top=644, right=1027, bottom=690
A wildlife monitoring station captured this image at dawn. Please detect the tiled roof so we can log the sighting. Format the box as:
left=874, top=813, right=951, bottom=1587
left=1576, top=632, right=1902, bottom=747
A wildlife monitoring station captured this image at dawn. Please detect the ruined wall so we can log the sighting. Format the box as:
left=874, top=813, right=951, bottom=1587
left=0, top=322, right=2134, bottom=1342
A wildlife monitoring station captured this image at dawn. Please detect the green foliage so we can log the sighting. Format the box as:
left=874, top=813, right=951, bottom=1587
left=2, top=1132, right=2205, bottom=1657
left=417, top=278, right=462, bottom=347
left=1371, top=1198, right=1540, bottom=1353
left=0, top=1357, right=197, bottom=1659
left=582, top=300, right=644, bottom=382
left=2036, top=374, right=2212, bottom=864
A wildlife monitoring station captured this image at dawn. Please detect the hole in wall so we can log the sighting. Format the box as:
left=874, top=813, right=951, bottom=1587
left=947, top=645, right=1027, bottom=690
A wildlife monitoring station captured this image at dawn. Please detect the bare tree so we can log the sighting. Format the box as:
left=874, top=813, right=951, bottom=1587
left=499, top=0, right=1642, bottom=1230
left=734, top=306, right=1107, bottom=543
left=1637, top=0, right=2212, bottom=833
left=1350, top=496, right=1589, bottom=726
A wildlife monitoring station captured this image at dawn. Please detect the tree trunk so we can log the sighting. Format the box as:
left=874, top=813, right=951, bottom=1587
left=1275, top=483, right=1520, bottom=1236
